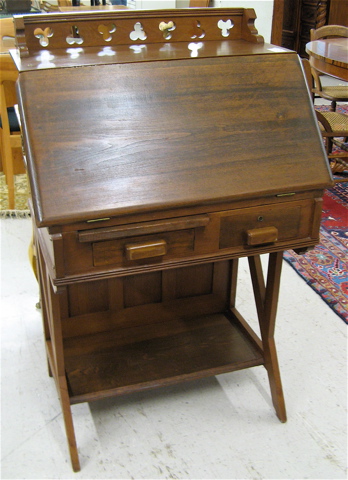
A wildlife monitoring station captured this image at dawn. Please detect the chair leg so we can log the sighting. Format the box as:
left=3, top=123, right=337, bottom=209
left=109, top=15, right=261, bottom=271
left=330, top=100, right=336, bottom=112
left=7, top=179, right=15, bottom=209
left=1, top=133, right=16, bottom=209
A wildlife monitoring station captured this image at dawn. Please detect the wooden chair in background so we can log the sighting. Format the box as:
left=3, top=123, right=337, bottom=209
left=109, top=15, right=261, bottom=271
left=189, top=0, right=210, bottom=6
left=40, top=0, right=72, bottom=12
left=0, top=19, right=26, bottom=209
left=309, top=25, right=348, bottom=112
left=302, top=58, right=348, bottom=179
left=0, top=17, right=16, bottom=54
left=40, top=1, right=60, bottom=12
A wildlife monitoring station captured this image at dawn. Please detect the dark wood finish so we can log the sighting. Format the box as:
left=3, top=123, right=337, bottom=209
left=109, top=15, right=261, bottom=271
left=328, top=0, right=348, bottom=26
left=78, top=214, right=210, bottom=242
left=248, top=252, right=286, bottom=422
left=15, top=8, right=333, bottom=471
left=271, top=0, right=285, bottom=45
left=64, top=309, right=264, bottom=402
left=272, top=0, right=329, bottom=56
left=16, top=55, right=330, bottom=229
left=13, top=8, right=262, bottom=59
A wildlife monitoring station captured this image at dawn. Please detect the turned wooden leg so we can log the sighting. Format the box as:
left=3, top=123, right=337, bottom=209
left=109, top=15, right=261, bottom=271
left=248, top=252, right=287, bottom=423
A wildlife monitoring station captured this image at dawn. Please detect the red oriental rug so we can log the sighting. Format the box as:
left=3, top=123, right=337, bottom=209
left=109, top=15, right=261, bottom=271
left=284, top=182, right=348, bottom=323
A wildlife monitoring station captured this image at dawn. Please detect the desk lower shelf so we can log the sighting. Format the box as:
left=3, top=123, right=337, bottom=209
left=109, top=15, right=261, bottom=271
left=39, top=250, right=287, bottom=473
left=59, top=309, right=264, bottom=405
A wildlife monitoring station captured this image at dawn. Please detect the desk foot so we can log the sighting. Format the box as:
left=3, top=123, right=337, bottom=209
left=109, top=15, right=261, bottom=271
left=264, top=337, right=287, bottom=423
left=58, top=375, right=81, bottom=472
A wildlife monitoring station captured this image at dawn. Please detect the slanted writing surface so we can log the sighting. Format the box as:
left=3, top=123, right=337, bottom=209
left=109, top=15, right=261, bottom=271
left=18, top=53, right=330, bottom=226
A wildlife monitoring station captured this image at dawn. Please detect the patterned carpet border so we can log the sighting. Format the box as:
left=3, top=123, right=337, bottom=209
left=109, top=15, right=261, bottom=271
left=284, top=182, right=348, bottom=324
left=316, top=105, right=347, bottom=113
left=0, top=172, right=31, bottom=218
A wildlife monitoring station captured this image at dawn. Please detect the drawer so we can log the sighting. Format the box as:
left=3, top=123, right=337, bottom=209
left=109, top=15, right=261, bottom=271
left=219, top=201, right=309, bottom=249
left=93, top=229, right=195, bottom=267
left=62, top=214, right=210, bottom=271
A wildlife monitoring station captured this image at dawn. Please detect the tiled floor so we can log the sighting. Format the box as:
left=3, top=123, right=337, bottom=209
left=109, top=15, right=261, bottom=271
left=1, top=217, right=347, bottom=479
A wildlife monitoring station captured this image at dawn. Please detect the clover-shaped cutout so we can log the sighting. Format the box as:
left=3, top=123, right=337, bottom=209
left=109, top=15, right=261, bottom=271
left=66, top=25, right=84, bottom=45
left=34, top=27, right=53, bottom=47
left=98, top=23, right=116, bottom=42
left=191, top=20, right=205, bottom=39
left=159, top=21, right=176, bottom=40
left=218, top=19, right=234, bottom=38
left=129, top=22, right=147, bottom=41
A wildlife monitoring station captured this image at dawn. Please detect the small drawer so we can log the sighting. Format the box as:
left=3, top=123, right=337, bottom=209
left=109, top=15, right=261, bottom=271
left=93, top=229, right=195, bottom=267
left=219, top=202, right=305, bottom=249
left=61, top=214, right=210, bottom=276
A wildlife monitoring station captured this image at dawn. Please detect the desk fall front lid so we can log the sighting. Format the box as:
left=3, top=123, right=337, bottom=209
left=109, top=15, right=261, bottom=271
left=13, top=8, right=333, bottom=227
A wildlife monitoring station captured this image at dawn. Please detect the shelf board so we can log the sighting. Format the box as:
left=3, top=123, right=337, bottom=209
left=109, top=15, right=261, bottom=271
left=63, top=311, right=264, bottom=404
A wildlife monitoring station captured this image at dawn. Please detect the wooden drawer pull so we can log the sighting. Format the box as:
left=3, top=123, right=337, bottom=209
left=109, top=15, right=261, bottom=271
left=125, top=240, right=167, bottom=261
left=246, top=226, right=278, bottom=246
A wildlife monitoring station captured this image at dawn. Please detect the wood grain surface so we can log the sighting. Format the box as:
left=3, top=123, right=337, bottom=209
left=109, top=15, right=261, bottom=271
left=18, top=54, right=331, bottom=227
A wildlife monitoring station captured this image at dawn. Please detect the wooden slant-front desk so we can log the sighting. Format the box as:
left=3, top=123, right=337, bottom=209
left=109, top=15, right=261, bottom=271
left=12, top=8, right=332, bottom=471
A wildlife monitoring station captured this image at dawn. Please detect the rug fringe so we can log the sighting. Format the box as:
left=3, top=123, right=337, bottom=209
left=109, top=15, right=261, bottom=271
left=0, top=210, right=31, bottom=219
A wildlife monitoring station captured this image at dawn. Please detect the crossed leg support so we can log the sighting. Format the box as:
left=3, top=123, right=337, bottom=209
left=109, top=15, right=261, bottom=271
left=248, top=252, right=287, bottom=422
left=229, top=252, right=286, bottom=422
